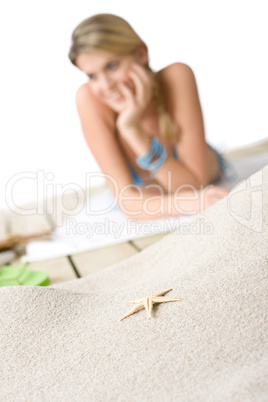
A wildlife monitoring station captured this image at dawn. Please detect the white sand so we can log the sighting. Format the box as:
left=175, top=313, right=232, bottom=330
left=0, top=166, right=267, bottom=401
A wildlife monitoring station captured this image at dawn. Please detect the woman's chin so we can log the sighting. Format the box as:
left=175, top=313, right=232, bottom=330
left=108, top=100, right=126, bottom=113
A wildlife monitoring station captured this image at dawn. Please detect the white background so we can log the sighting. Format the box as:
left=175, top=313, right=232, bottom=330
left=1, top=0, right=267, bottom=209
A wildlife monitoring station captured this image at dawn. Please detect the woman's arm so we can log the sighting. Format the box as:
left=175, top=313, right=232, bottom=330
left=156, top=63, right=218, bottom=188
left=76, top=81, right=227, bottom=221
left=116, top=63, right=218, bottom=192
left=118, top=184, right=228, bottom=221
left=76, top=83, right=135, bottom=192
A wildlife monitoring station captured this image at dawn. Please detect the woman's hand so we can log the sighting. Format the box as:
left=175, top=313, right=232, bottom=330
left=116, top=63, right=153, bottom=134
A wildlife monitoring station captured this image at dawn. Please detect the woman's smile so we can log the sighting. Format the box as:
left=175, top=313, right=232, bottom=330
left=76, top=52, right=139, bottom=111
left=109, top=91, right=124, bottom=101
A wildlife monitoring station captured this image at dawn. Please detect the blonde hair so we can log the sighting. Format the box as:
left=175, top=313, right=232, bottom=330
left=69, top=14, right=176, bottom=142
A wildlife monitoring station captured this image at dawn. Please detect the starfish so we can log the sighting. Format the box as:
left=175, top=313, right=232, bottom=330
left=120, top=288, right=182, bottom=321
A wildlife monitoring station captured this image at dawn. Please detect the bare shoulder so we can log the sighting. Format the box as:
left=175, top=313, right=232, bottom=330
left=156, top=62, right=202, bottom=133
left=75, top=83, right=114, bottom=125
left=76, top=83, right=101, bottom=107
left=157, top=62, right=196, bottom=86
left=156, top=63, right=200, bottom=116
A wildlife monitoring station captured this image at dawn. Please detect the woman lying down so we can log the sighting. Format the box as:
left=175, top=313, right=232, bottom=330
left=69, top=14, right=228, bottom=221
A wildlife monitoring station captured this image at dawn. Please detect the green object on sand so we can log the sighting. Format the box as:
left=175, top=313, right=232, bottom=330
left=0, top=263, right=50, bottom=287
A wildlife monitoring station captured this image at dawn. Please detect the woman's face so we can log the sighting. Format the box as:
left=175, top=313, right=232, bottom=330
left=76, top=49, right=148, bottom=112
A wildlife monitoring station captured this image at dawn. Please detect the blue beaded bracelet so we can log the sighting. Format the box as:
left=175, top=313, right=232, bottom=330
left=136, top=138, right=167, bottom=174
